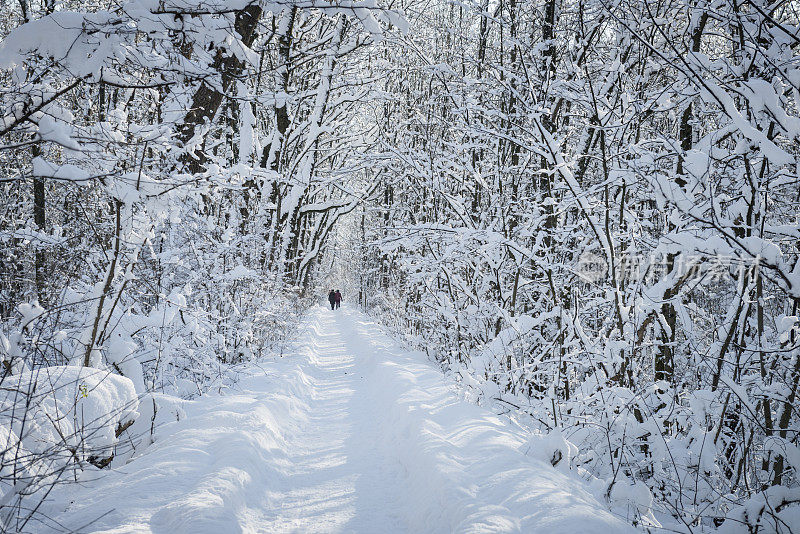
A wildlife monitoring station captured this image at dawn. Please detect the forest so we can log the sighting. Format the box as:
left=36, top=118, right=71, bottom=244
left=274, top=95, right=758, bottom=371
left=0, top=0, right=799, bottom=531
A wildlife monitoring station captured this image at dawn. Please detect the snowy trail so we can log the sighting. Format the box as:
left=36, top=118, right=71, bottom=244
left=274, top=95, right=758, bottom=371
left=44, top=306, right=635, bottom=534
left=251, top=310, right=405, bottom=531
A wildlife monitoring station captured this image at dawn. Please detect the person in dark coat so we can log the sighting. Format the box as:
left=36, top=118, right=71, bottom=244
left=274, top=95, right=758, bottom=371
left=328, top=289, right=336, bottom=310
left=334, top=290, right=342, bottom=309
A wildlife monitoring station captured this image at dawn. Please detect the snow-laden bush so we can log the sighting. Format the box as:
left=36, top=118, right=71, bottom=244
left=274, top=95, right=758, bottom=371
left=0, top=366, right=138, bottom=456
left=0, top=366, right=137, bottom=528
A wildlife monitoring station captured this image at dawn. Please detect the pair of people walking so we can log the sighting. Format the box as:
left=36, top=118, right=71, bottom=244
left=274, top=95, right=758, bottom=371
left=328, top=289, right=342, bottom=310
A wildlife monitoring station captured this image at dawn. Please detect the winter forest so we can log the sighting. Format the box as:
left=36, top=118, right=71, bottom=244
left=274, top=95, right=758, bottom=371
left=1, top=0, right=799, bottom=531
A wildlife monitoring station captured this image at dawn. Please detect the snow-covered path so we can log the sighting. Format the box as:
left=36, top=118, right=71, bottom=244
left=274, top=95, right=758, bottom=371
left=44, top=307, right=635, bottom=534
left=251, top=309, right=405, bottom=531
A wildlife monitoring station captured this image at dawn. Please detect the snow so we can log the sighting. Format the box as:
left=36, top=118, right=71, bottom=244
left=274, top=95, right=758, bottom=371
left=238, top=88, right=256, bottom=165
left=36, top=115, right=83, bottom=151
left=43, top=307, right=634, bottom=533
left=0, top=365, right=138, bottom=497
left=32, top=156, right=90, bottom=183
left=719, top=487, right=800, bottom=534
left=17, top=300, right=45, bottom=328
left=225, top=263, right=259, bottom=280
left=765, top=437, right=800, bottom=476
left=0, top=12, right=96, bottom=70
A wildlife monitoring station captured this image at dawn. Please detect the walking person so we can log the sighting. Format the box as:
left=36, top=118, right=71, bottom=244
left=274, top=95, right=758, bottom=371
left=328, top=289, right=336, bottom=310
left=334, top=290, right=342, bottom=309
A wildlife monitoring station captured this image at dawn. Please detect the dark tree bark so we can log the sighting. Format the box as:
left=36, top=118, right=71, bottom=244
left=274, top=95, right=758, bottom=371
left=261, top=7, right=297, bottom=272
left=17, top=0, right=29, bottom=22
left=261, top=6, right=297, bottom=173
left=176, top=5, right=263, bottom=173
left=32, top=143, right=46, bottom=304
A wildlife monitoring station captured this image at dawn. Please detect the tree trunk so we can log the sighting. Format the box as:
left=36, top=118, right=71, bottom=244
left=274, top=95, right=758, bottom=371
left=32, top=144, right=46, bottom=305
left=656, top=11, right=707, bottom=384
left=176, top=5, right=263, bottom=173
